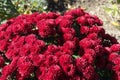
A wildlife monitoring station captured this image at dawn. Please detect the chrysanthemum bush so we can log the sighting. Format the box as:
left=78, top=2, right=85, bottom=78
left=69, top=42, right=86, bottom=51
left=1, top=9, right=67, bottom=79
left=0, top=8, right=120, bottom=80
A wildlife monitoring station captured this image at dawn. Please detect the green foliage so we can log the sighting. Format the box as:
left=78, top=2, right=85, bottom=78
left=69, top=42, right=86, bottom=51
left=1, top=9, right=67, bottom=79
left=96, top=68, right=113, bottom=80
left=104, top=4, right=120, bottom=18
left=0, top=0, right=76, bottom=24
left=117, top=0, right=120, bottom=4
left=104, top=0, right=120, bottom=28
left=12, top=0, right=47, bottom=14
left=0, top=0, right=19, bottom=24
left=0, top=0, right=47, bottom=24
left=72, top=55, right=79, bottom=59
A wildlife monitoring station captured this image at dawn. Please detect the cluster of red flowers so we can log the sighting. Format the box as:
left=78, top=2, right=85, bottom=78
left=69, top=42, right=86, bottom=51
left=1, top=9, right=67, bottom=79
left=0, top=8, right=120, bottom=80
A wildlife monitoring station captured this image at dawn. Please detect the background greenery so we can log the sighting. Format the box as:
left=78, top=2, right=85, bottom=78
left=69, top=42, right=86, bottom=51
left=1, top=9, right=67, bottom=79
left=0, top=0, right=76, bottom=24
left=0, top=0, right=47, bottom=24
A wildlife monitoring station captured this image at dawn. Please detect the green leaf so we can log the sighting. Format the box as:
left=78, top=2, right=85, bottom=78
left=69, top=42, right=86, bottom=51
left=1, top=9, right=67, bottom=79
left=0, top=0, right=19, bottom=24
left=104, top=7, right=113, bottom=14
left=95, top=68, right=113, bottom=80
left=72, top=55, right=79, bottom=59
left=32, top=1, right=38, bottom=7
left=117, top=0, right=120, bottom=4
left=112, top=4, right=118, bottom=10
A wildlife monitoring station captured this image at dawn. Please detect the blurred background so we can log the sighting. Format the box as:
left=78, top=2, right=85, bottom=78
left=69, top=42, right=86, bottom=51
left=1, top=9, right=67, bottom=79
left=0, top=0, right=120, bottom=41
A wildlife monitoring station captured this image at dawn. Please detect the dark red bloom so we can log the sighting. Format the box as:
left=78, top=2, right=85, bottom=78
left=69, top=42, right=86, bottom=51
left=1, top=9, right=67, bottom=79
left=45, top=55, right=58, bottom=67
left=79, top=38, right=96, bottom=49
left=55, top=16, right=63, bottom=25
left=60, top=19, right=72, bottom=28
left=17, top=57, right=34, bottom=78
left=1, top=65, right=13, bottom=78
left=36, top=66, right=47, bottom=80
left=82, top=65, right=97, bottom=80
left=87, top=17, right=95, bottom=26
left=0, top=8, right=119, bottom=80
left=63, top=15, right=74, bottom=21
left=19, top=44, right=30, bottom=56
left=63, top=33, right=74, bottom=41
left=112, top=72, right=120, bottom=80
left=25, top=34, right=37, bottom=44
left=44, top=65, right=63, bottom=80
left=95, top=56, right=107, bottom=69
left=94, top=45, right=105, bottom=56
left=108, top=52, right=119, bottom=61
left=11, top=21, right=26, bottom=34
left=112, top=56, right=120, bottom=65
left=47, top=44, right=59, bottom=53
left=63, top=41, right=76, bottom=51
left=11, top=36, right=25, bottom=48
left=5, top=48, right=19, bottom=60
left=55, top=51, right=64, bottom=58
left=89, top=26, right=105, bottom=37
left=113, top=65, right=120, bottom=72
left=0, top=23, right=8, bottom=31
left=65, top=8, right=85, bottom=17
left=46, top=19, right=56, bottom=27
left=59, top=54, right=73, bottom=66
left=18, top=62, right=34, bottom=78
left=0, top=55, right=5, bottom=67
left=35, top=13, right=48, bottom=21
left=0, top=39, right=8, bottom=51
left=69, top=74, right=81, bottom=80
left=77, top=16, right=88, bottom=26
left=1, top=57, right=18, bottom=79
left=80, top=26, right=89, bottom=34
left=110, top=44, right=120, bottom=52
left=103, top=34, right=118, bottom=45
left=93, top=16, right=103, bottom=26
left=83, top=49, right=96, bottom=64
left=62, top=64, right=75, bottom=76
left=47, top=12, right=60, bottom=19
left=30, top=54, right=45, bottom=66
left=76, top=57, right=89, bottom=71
left=62, top=28, right=76, bottom=35
left=87, top=33, right=98, bottom=40
left=38, top=24, right=55, bottom=38
left=0, top=31, right=5, bottom=39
